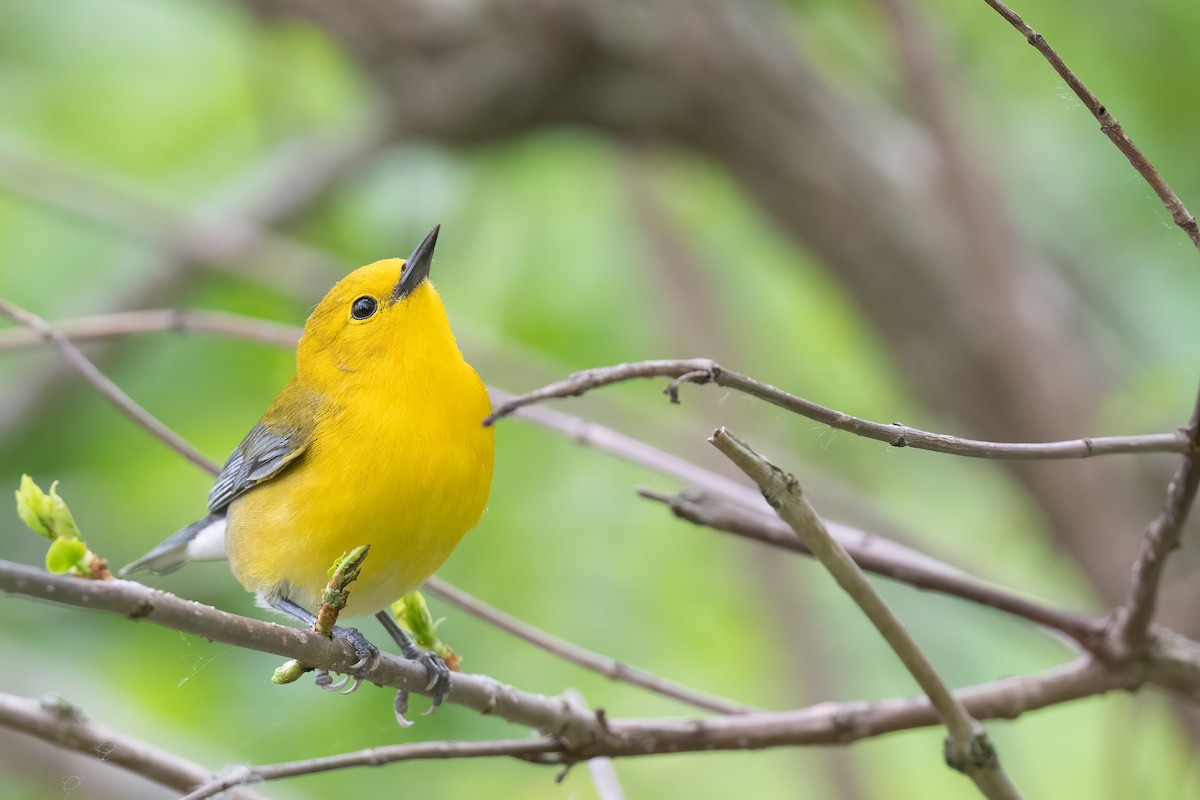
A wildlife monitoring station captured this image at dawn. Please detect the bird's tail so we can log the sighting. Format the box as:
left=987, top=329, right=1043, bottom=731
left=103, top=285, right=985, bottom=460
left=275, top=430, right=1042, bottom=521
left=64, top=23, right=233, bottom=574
left=120, top=512, right=228, bottom=576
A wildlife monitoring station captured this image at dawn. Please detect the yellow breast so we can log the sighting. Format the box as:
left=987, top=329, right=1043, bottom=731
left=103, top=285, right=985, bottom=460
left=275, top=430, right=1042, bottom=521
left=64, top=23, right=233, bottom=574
left=226, top=352, right=494, bottom=617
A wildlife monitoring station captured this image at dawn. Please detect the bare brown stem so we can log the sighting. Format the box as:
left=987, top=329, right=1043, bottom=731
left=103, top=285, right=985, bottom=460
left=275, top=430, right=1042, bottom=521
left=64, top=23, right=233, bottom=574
left=0, top=309, right=302, bottom=353
left=979, top=0, right=1200, bottom=254
left=486, top=359, right=1192, bottom=459
left=0, top=300, right=218, bottom=474
left=1110, top=384, right=1200, bottom=653
left=709, top=428, right=1022, bottom=798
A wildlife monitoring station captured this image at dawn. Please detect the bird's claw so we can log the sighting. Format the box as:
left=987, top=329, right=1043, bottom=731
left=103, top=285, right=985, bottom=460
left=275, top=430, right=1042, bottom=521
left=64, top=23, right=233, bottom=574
left=314, top=669, right=346, bottom=692
left=416, top=650, right=452, bottom=715
left=331, top=625, right=380, bottom=676
left=390, top=650, right=451, bottom=726
left=393, top=689, right=414, bottom=728
left=313, top=669, right=362, bottom=694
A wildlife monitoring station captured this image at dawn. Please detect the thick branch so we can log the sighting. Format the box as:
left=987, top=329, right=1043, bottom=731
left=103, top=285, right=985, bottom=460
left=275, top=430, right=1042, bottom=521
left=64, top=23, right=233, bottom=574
left=605, top=655, right=1118, bottom=752
left=0, top=560, right=603, bottom=748
left=486, top=359, right=1191, bottom=459
left=708, top=428, right=1021, bottom=797
left=0, top=691, right=266, bottom=800
left=0, top=559, right=1136, bottom=758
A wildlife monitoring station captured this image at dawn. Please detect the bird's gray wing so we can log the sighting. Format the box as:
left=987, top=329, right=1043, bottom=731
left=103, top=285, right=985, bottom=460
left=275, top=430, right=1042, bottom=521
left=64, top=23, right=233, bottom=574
left=121, top=387, right=319, bottom=577
left=207, top=398, right=318, bottom=513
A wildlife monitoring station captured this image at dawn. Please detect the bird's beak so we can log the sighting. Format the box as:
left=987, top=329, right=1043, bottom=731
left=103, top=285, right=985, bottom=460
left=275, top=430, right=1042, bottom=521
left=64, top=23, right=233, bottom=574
left=393, top=224, right=440, bottom=302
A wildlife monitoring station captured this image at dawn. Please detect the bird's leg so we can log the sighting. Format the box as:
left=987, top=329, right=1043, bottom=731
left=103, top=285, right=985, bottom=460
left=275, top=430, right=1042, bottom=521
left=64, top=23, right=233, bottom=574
left=272, top=596, right=378, bottom=692
left=375, top=610, right=452, bottom=720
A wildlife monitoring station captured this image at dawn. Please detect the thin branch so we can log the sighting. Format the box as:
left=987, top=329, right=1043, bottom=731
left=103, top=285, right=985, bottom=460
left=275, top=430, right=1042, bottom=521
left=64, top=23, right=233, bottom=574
left=424, top=577, right=753, bottom=715
left=0, top=691, right=266, bottom=800
left=978, top=0, right=1200, bottom=255
left=1110, top=384, right=1200, bottom=653
left=0, top=309, right=301, bottom=354
left=638, top=487, right=1101, bottom=647
left=0, top=559, right=1141, bottom=758
left=180, top=738, right=562, bottom=800
left=709, top=428, right=1022, bottom=798
left=0, top=300, right=219, bottom=475
left=485, top=359, right=1192, bottom=459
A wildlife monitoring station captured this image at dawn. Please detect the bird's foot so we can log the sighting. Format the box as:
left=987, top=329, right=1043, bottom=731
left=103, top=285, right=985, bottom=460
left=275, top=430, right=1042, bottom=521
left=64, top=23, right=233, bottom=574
left=392, top=650, right=452, bottom=725
left=414, top=649, right=452, bottom=713
left=331, top=624, right=380, bottom=675
left=309, top=625, right=376, bottom=696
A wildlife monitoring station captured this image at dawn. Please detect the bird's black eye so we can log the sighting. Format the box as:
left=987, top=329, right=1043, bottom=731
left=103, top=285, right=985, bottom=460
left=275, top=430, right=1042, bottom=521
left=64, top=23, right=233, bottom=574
left=350, top=296, right=378, bottom=320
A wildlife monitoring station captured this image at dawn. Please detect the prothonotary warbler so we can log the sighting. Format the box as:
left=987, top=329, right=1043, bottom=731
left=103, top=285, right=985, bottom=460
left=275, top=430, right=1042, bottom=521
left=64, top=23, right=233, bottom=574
left=123, top=226, right=493, bottom=709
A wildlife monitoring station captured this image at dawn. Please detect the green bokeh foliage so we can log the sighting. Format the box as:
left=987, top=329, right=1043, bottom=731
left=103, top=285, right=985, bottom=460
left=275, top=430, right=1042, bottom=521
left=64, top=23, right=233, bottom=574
left=2, top=0, right=1199, bottom=798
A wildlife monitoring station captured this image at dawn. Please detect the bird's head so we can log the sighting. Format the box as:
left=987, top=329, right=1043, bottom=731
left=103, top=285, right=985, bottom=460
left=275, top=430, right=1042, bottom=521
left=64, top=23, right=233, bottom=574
left=297, top=226, right=461, bottom=383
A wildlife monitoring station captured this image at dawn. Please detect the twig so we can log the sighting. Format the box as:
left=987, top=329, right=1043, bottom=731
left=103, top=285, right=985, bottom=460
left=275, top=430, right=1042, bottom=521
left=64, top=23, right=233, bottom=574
left=978, top=0, right=1200, bottom=255
left=638, top=487, right=1101, bottom=647
left=485, top=359, right=1192, bottom=459
left=316, top=545, right=371, bottom=636
left=0, top=559, right=1143, bottom=757
left=0, top=691, right=265, bottom=800
left=0, top=309, right=301, bottom=353
left=180, top=738, right=563, bottom=800
left=708, top=428, right=1022, bottom=798
left=424, top=577, right=753, bottom=715
left=1110, top=383, right=1200, bottom=654
left=0, top=300, right=218, bottom=474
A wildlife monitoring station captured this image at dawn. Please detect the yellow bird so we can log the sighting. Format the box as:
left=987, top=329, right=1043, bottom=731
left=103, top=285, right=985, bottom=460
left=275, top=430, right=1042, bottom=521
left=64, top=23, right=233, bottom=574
left=124, top=226, right=494, bottom=708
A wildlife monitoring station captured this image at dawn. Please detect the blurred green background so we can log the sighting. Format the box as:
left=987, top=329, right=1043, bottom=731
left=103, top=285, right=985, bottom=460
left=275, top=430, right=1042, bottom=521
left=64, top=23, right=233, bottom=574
left=2, top=0, right=1199, bottom=797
